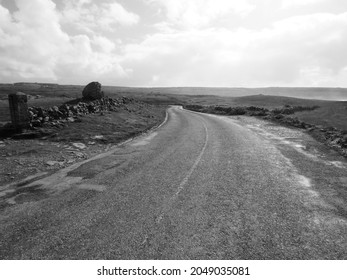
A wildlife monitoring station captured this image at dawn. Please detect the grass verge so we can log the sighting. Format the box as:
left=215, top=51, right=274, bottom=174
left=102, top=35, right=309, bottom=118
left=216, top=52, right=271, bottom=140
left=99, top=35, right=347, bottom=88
left=0, top=98, right=166, bottom=186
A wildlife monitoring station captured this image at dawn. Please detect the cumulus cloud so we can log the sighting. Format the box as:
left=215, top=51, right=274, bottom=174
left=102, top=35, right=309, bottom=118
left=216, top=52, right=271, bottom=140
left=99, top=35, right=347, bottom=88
left=1, top=0, right=346, bottom=87
left=0, top=0, right=69, bottom=80
left=0, top=0, right=134, bottom=83
left=61, top=0, right=139, bottom=33
left=121, top=12, right=347, bottom=86
left=148, top=0, right=256, bottom=29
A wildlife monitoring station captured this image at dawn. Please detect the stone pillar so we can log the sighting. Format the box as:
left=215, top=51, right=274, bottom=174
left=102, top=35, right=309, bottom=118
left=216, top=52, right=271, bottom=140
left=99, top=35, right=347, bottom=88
left=8, top=92, right=29, bottom=132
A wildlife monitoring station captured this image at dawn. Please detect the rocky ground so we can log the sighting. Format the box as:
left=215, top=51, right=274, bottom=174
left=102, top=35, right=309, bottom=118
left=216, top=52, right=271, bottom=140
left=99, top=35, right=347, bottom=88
left=0, top=99, right=166, bottom=186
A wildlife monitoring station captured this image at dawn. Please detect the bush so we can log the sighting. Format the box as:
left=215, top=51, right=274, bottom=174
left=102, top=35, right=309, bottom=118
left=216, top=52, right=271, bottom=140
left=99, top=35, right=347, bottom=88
left=184, top=104, right=204, bottom=112
left=272, top=105, right=319, bottom=115
left=226, top=107, right=246, bottom=115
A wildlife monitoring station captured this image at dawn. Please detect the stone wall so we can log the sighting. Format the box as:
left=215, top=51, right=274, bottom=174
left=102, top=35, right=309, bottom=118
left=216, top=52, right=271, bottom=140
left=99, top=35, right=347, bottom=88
left=28, top=96, right=135, bottom=128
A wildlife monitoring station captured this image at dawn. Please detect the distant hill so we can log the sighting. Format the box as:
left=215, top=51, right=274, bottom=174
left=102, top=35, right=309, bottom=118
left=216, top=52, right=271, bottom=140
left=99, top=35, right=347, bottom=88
left=1, top=83, right=347, bottom=101
left=103, top=86, right=347, bottom=101
left=231, top=95, right=330, bottom=108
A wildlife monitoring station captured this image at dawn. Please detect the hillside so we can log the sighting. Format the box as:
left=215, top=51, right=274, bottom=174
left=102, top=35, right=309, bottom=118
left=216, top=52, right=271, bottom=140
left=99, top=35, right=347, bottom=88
left=1, top=83, right=346, bottom=131
left=102, top=86, right=347, bottom=101
left=217, top=95, right=347, bottom=131
left=2, top=83, right=347, bottom=100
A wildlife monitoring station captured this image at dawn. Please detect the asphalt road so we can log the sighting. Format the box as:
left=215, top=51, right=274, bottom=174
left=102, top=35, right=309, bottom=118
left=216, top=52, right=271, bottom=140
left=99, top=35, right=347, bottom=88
left=0, top=106, right=346, bottom=259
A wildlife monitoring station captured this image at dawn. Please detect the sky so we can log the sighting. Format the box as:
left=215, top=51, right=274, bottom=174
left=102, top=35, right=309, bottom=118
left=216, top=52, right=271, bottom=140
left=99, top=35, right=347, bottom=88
left=0, top=0, right=347, bottom=87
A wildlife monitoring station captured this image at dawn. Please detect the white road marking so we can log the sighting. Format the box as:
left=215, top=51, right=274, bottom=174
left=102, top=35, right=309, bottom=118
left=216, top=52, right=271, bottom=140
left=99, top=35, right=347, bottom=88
left=156, top=118, right=209, bottom=224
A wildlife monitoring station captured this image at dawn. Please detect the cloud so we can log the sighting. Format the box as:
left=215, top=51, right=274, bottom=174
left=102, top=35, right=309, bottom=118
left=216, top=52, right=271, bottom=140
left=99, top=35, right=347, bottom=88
left=0, top=3, right=12, bottom=26
left=0, top=0, right=131, bottom=84
left=0, top=0, right=69, bottom=80
left=61, top=0, right=139, bottom=33
left=55, top=34, right=128, bottom=84
left=1, top=0, right=346, bottom=87
left=121, top=12, right=347, bottom=86
left=147, top=0, right=255, bottom=29
left=281, top=0, right=325, bottom=9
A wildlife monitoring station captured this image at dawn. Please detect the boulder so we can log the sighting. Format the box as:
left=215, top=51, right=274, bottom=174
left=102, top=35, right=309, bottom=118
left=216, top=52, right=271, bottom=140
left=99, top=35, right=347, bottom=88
left=82, top=81, right=104, bottom=100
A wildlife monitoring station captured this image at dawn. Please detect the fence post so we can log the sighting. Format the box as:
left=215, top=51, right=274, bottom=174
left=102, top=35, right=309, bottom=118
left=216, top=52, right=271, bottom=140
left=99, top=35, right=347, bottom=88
left=8, top=92, right=29, bottom=132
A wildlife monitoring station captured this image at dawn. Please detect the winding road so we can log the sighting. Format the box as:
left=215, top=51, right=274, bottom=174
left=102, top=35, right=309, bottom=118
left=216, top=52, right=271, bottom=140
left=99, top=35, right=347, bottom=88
left=0, top=106, right=346, bottom=259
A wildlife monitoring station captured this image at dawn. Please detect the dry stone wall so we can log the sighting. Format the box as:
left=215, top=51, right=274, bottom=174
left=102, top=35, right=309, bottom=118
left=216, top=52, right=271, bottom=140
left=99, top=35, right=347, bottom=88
left=28, top=96, right=135, bottom=128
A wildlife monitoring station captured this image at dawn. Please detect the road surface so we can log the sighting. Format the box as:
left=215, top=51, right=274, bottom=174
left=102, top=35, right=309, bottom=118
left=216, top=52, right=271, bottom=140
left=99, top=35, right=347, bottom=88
left=0, top=106, right=346, bottom=259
